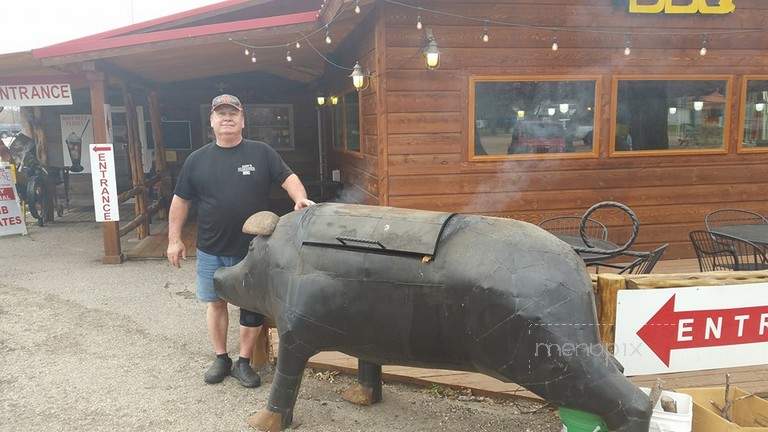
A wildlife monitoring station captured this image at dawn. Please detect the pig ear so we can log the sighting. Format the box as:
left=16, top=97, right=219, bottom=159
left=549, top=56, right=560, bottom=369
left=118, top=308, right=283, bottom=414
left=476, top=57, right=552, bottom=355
left=242, top=211, right=279, bottom=236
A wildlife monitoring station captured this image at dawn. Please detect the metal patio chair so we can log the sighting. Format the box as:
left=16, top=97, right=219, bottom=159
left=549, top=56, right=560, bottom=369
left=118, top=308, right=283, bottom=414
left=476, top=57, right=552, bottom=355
left=689, top=230, right=768, bottom=272
left=705, top=208, right=768, bottom=231
left=538, top=216, right=608, bottom=241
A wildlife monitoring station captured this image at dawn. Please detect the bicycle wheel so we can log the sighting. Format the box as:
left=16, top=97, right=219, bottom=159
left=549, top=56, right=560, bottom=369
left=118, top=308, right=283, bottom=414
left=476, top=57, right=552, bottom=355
left=26, top=176, right=46, bottom=226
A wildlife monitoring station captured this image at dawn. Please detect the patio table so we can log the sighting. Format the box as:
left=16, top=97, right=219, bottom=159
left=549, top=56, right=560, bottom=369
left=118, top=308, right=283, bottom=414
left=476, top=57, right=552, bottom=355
left=709, top=224, right=768, bottom=246
left=554, top=234, right=621, bottom=265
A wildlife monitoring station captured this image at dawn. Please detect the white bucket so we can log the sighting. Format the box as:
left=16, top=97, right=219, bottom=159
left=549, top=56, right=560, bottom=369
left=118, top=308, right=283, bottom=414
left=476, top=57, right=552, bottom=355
left=640, top=387, right=693, bottom=432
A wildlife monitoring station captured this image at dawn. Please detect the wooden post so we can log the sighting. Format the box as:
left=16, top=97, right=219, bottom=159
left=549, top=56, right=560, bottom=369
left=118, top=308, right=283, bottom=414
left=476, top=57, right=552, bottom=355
left=251, top=326, right=271, bottom=368
left=148, top=90, right=171, bottom=218
left=89, top=72, right=123, bottom=264
left=121, top=83, right=148, bottom=239
left=596, top=273, right=626, bottom=352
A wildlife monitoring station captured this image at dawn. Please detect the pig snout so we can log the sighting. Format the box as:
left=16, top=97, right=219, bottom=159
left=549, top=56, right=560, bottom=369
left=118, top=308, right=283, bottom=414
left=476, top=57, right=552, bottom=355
left=213, top=264, right=247, bottom=306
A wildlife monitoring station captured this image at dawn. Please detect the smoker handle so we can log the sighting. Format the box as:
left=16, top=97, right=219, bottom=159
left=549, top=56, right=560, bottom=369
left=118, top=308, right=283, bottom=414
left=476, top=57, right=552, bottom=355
left=336, top=236, right=386, bottom=249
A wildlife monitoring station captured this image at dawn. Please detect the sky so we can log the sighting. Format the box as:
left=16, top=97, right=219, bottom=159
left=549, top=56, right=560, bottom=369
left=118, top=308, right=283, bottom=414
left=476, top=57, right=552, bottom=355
left=1, top=0, right=223, bottom=55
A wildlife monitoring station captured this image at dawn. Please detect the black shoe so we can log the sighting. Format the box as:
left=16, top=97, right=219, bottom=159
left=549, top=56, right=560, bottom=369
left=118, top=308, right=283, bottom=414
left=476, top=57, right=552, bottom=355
left=231, top=360, right=261, bottom=388
left=204, top=356, right=232, bottom=384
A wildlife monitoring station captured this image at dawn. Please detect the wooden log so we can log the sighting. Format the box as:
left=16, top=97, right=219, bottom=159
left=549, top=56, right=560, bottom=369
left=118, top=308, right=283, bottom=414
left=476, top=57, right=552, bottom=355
left=118, top=201, right=160, bottom=237
left=120, top=83, right=149, bottom=239
left=148, top=90, right=171, bottom=218
left=596, top=273, right=626, bottom=351
left=88, top=72, right=123, bottom=264
left=626, top=271, right=768, bottom=289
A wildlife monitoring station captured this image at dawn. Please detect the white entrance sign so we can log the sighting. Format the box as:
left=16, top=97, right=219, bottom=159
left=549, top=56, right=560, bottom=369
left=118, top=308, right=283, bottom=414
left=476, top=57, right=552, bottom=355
left=614, top=283, right=768, bottom=376
left=89, top=144, right=120, bottom=222
left=0, top=166, right=27, bottom=236
left=0, top=83, right=73, bottom=106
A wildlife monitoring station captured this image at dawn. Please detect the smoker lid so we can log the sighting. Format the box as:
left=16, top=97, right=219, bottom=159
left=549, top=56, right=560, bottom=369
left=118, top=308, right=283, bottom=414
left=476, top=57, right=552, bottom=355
left=299, top=203, right=456, bottom=257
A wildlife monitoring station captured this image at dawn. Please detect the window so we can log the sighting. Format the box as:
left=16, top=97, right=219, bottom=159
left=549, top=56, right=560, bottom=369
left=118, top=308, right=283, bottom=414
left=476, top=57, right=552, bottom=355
left=332, top=101, right=343, bottom=149
left=470, top=76, right=599, bottom=160
left=330, top=91, right=361, bottom=152
left=344, top=92, right=360, bottom=152
left=739, top=78, right=768, bottom=152
left=612, top=77, right=731, bottom=155
left=244, top=104, right=294, bottom=150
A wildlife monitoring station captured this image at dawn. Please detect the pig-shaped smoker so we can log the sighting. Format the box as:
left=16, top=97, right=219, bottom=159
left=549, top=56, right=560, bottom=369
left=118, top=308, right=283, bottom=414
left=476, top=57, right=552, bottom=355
left=214, top=203, right=651, bottom=431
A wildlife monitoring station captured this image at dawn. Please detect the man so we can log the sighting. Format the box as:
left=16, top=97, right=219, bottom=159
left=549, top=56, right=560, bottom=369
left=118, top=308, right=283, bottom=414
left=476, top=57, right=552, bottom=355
left=167, top=94, right=314, bottom=387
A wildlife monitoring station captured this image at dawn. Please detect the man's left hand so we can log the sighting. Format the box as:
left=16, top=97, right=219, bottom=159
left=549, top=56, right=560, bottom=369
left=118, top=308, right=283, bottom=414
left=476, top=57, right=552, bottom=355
left=294, top=199, right=316, bottom=211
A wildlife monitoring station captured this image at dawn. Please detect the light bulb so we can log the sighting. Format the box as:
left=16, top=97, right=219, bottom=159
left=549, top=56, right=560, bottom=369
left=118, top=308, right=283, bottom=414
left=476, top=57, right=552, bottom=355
left=757, top=103, right=765, bottom=112
left=559, top=103, right=569, bottom=114
left=417, top=15, right=422, bottom=30
left=624, top=46, right=631, bottom=56
left=286, top=51, right=292, bottom=62
left=552, top=37, right=559, bottom=51
left=325, top=32, right=332, bottom=44
left=251, top=56, right=256, bottom=63
left=548, top=108, right=556, bottom=116
left=669, top=107, right=677, bottom=115
left=517, top=110, right=525, bottom=119
left=316, top=96, right=325, bottom=106
left=295, top=41, right=301, bottom=49
left=700, top=46, right=707, bottom=56
left=244, top=48, right=250, bottom=56
left=694, top=101, right=704, bottom=111
left=482, top=31, right=489, bottom=43
left=354, top=0, right=360, bottom=13
left=426, top=52, right=439, bottom=69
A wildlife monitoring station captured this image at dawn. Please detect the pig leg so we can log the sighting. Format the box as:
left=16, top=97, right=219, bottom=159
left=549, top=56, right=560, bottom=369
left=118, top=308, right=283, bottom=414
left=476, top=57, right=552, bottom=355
left=512, top=348, right=651, bottom=432
left=247, top=344, right=309, bottom=431
left=342, top=359, right=382, bottom=405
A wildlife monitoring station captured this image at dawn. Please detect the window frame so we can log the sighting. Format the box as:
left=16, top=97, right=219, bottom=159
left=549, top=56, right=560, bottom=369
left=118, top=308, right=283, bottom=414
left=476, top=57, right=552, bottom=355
left=737, top=75, right=768, bottom=154
left=609, top=75, right=733, bottom=158
left=330, top=90, right=363, bottom=155
left=468, top=75, right=602, bottom=162
left=243, top=103, right=295, bottom=151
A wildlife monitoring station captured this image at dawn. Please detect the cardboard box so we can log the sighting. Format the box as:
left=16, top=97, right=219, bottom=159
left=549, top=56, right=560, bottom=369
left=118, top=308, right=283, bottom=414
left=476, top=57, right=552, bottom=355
left=678, top=387, right=768, bottom=432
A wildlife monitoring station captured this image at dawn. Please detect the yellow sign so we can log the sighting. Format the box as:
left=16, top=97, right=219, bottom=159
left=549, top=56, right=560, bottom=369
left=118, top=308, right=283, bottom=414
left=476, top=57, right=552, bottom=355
left=629, top=0, right=735, bottom=14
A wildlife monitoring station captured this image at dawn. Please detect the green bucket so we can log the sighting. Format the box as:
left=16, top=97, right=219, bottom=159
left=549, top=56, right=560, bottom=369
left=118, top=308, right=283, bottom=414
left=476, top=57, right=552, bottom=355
left=558, top=407, right=609, bottom=432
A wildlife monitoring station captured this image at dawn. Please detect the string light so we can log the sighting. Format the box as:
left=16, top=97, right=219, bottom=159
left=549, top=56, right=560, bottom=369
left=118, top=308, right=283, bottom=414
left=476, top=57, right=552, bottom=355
left=229, top=0, right=762, bottom=76
left=623, top=34, right=631, bottom=56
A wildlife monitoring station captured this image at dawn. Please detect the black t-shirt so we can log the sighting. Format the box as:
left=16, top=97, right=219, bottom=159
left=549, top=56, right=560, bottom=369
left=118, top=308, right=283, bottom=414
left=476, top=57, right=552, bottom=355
left=174, top=139, right=293, bottom=256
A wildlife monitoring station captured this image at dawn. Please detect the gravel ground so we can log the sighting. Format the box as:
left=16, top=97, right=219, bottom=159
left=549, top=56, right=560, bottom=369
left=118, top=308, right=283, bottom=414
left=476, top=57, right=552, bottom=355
left=0, top=219, right=562, bottom=431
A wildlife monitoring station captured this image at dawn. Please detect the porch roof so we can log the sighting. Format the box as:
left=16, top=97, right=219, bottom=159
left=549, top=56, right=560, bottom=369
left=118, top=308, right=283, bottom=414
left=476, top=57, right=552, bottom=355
left=17, top=0, right=363, bottom=84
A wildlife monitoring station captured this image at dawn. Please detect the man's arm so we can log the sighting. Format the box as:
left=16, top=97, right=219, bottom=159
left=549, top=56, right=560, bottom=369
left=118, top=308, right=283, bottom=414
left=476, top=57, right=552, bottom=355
left=281, top=174, right=315, bottom=210
left=167, top=195, right=191, bottom=268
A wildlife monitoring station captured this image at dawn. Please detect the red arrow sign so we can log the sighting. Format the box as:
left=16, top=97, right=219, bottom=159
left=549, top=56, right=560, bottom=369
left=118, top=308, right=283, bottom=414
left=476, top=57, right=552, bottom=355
left=637, top=294, right=768, bottom=366
left=92, top=146, right=112, bottom=152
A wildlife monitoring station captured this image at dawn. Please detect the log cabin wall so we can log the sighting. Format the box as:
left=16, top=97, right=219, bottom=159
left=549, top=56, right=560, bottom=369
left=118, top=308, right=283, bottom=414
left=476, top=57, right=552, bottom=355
left=381, top=0, right=768, bottom=259
left=325, top=8, right=381, bottom=205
